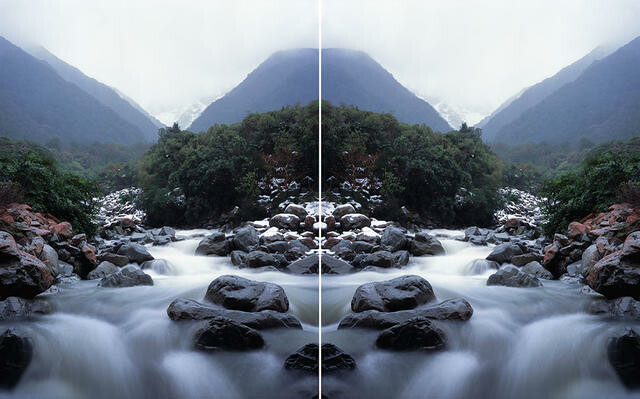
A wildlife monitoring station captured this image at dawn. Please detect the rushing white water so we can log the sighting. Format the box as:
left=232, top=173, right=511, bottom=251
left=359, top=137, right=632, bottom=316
left=0, top=232, right=319, bottom=399
left=322, top=230, right=640, bottom=399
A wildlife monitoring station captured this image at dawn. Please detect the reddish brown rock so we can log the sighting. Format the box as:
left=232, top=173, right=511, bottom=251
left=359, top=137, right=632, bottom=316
left=567, top=222, right=589, bottom=241
left=50, top=222, right=73, bottom=240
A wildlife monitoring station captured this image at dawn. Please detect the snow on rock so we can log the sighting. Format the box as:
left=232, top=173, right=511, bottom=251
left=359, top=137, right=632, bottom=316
left=94, top=188, right=145, bottom=226
left=494, top=187, right=545, bottom=227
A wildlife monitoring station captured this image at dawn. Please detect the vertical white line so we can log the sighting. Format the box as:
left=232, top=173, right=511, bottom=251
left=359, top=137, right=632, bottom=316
left=317, top=0, right=323, bottom=396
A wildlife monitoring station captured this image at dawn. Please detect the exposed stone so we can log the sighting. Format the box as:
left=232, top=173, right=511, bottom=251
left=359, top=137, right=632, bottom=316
left=332, top=204, right=356, bottom=220
left=0, top=329, right=33, bottom=389
left=194, top=317, right=264, bottom=351
left=98, top=265, right=153, bottom=288
left=167, top=298, right=301, bottom=329
left=580, top=244, right=602, bottom=277
left=0, top=231, right=54, bottom=299
left=340, top=214, right=371, bottom=231
left=86, top=261, right=118, bottom=280
left=486, top=243, right=523, bottom=264
left=376, top=318, right=446, bottom=350
left=0, top=296, right=52, bottom=320
left=521, top=261, right=553, bottom=280
left=586, top=251, right=640, bottom=299
left=195, top=232, right=229, bottom=256
left=588, top=297, right=640, bottom=320
left=284, top=343, right=356, bottom=374
left=284, top=204, right=308, bottom=220
left=232, top=226, right=259, bottom=252
left=204, top=275, right=289, bottom=312
left=230, top=250, right=247, bottom=266
left=351, top=275, right=436, bottom=312
left=409, top=232, right=445, bottom=256
left=510, top=252, right=541, bottom=267
left=607, top=329, right=640, bottom=389
left=117, top=243, right=154, bottom=263
left=244, top=251, right=279, bottom=268
left=99, top=252, right=129, bottom=267
left=487, top=265, right=542, bottom=288
left=269, top=214, right=300, bottom=231
left=140, top=259, right=172, bottom=275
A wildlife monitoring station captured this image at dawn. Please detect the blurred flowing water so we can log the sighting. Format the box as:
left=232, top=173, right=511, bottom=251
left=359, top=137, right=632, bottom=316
left=322, top=230, right=640, bottom=399
left=0, top=231, right=319, bottom=399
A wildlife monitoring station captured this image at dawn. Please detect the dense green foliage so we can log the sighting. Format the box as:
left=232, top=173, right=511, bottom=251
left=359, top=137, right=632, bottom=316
left=541, top=137, right=640, bottom=235
left=0, top=138, right=99, bottom=235
left=322, top=103, right=502, bottom=226
left=138, top=104, right=319, bottom=226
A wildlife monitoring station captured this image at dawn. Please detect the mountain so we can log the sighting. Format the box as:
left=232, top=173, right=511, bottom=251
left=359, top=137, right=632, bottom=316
left=30, top=46, right=162, bottom=141
left=0, top=36, right=148, bottom=144
left=189, top=48, right=450, bottom=133
left=494, top=37, right=640, bottom=144
left=321, top=49, right=451, bottom=132
left=479, top=46, right=610, bottom=142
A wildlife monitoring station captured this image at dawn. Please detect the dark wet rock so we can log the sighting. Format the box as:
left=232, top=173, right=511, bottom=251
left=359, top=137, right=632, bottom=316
left=351, top=275, right=436, bottom=312
left=284, top=204, right=308, bottom=220
left=194, top=317, right=264, bottom=351
left=486, top=243, right=523, bottom=264
left=332, top=241, right=355, bottom=261
left=586, top=252, right=640, bottom=299
left=195, top=232, right=229, bottom=256
left=265, top=241, right=289, bottom=254
left=521, top=261, right=553, bottom=280
left=622, top=231, right=640, bottom=258
left=339, top=298, right=473, bottom=329
left=204, top=275, right=289, bottom=312
left=394, top=250, right=410, bottom=267
left=98, top=265, right=153, bottom=288
left=141, top=259, right=172, bottom=275
left=361, top=251, right=397, bottom=268
left=269, top=214, right=300, bottom=231
left=510, top=252, right=542, bottom=267
left=0, top=231, right=54, bottom=299
left=86, top=261, right=118, bottom=280
left=167, top=298, right=301, bottom=329
left=244, top=251, right=279, bottom=268
left=284, top=343, right=355, bottom=374
left=468, top=259, right=499, bottom=274
left=152, top=235, right=172, bottom=246
left=340, top=214, right=371, bottom=230
left=158, top=226, right=176, bottom=238
left=233, top=226, right=259, bottom=252
left=39, top=244, right=59, bottom=277
left=99, top=252, right=129, bottom=267
left=230, top=250, right=247, bottom=266
left=376, top=318, right=446, bottom=350
left=284, top=240, right=308, bottom=261
left=0, top=329, right=33, bottom=389
left=351, top=241, right=375, bottom=253
left=332, top=204, right=356, bottom=220
left=409, top=232, right=445, bottom=256
left=116, top=243, right=154, bottom=264
left=0, top=296, right=52, bottom=320
left=487, top=265, right=542, bottom=288
left=285, top=255, right=355, bottom=274
left=580, top=244, right=602, bottom=277
left=607, top=329, right=640, bottom=389
left=588, top=297, right=640, bottom=320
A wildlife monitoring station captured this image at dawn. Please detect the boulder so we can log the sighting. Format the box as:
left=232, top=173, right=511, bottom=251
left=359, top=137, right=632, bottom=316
left=204, top=275, right=289, bottom=312
left=521, top=261, right=553, bottom=280
left=0, top=329, right=33, bottom=389
left=195, top=232, right=229, bottom=256
left=339, top=298, right=473, bottom=329
left=586, top=251, right=640, bottom=299
left=86, top=261, right=118, bottom=280
left=487, top=265, right=542, bottom=288
left=588, top=297, right=640, bottom=320
left=351, top=241, right=375, bottom=253
left=0, top=232, right=53, bottom=299
left=409, top=232, right=445, bottom=256
left=486, top=243, right=523, bottom=264
left=622, top=231, right=640, bottom=258
left=265, top=241, right=289, bottom=254
left=376, top=318, right=446, bottom=350
left=269, top=214, right=300, bottom=231
left=321, top=255, right=356, bottom=274
left=141, top=259, right=172, bottom=275
left=394, top=250, right=410, bottom=267
left=244, top=251, right=279, bottom=268
left=232, top=226, right=259, bottom=252
left=38, top=244, right=59, bottom=276
left=50, top=222, right=73, bottom=240
left=510, top=253, right=541, bottom=267
left=99, top=252, right=129, bottom=267
left=167, top=298, right=301, bottom=329
left=116, top=243, right=154, bottom=263
left=351, top=275, right=435, bottom=312
left=340, top=214, right=371, bottom=231
left=361, top=251, right=397, bottom=268
left=285, top=255, right=355, bottom=274
left=0, top=296, right=52, bottom=320
left=567, top=222, right=589, bottom=241
left=580, top=244, right=602, bottom=277
left=284, top=343, right=356, bottom=374
left=284, top=204, right=308, bottom=220
left=230, top=250, right=247, bottom=266
left=332, top=204, right=356, bottom=220
left=193, top=317, right=264, bottom=351
left=607, top=329, right=640, bottom=389
left=98, top=265, right=153, bottom=288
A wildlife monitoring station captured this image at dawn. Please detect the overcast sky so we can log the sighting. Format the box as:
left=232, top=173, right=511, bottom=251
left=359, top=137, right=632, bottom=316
left=1, top=1, right=640, bottom=125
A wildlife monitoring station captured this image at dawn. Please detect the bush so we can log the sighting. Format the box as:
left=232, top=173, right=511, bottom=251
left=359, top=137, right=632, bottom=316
left=0, top=144, right=99, bottom=235
left=541, top=146, right=640, bottom=235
